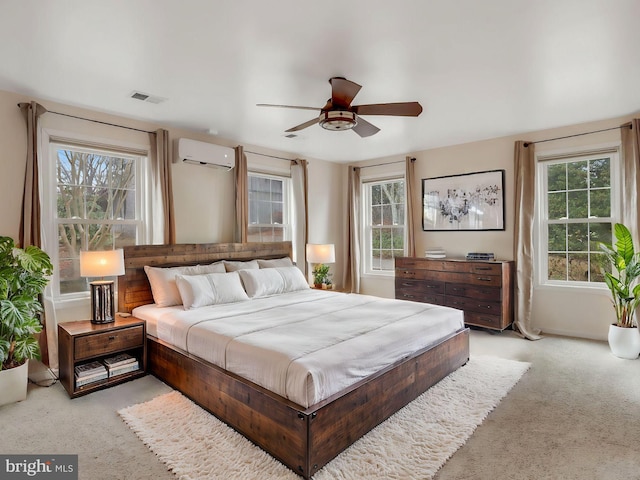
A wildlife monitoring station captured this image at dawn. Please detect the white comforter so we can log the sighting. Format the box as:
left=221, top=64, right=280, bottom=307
left=134, top=290, right=464, bottom=407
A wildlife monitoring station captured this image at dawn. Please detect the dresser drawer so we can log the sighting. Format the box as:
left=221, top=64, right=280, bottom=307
left=396, top=289, right=444, bottom=305
left=464, top=311, right=506, bottom=330
left=445, top=283, right=502, bottom=301
left=75, top=325, right=144, bottom=361
left=444, top=295, right=502, bottom=315
left=395, top=278, right=444, bottom=294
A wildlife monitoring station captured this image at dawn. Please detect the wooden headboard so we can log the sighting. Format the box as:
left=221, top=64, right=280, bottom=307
left=117, top=241, right=293, bottom=313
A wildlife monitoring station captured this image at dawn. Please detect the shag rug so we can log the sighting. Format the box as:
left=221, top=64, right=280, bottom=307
left=119, top=355, right=530, bottom=479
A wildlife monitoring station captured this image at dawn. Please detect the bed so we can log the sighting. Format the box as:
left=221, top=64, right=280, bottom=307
left=118, top=242, right=469, bottom=479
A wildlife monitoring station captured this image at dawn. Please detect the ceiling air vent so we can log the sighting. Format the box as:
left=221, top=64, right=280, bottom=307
left=130, top=91, right=166, bottom=104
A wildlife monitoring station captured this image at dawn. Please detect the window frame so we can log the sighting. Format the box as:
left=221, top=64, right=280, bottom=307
left=361, top=175, right=407, bottom=277
left=247, top=171, right=292, bottom=243
left=535, top=145, right=621, bottom=291
left=40, top=130, right=150, bottom=301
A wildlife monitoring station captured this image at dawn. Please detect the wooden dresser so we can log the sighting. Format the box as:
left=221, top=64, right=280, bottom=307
left=395, top=257, right=514, bottom=331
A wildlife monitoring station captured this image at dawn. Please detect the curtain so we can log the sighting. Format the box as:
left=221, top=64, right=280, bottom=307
left=345, top=166, right=361, bottom=293
left=621, top=120, right=640, bottom=242
left=513, top=141, right=542, bottom=340
left=18, top=102, right=47, bottom=248
left=405, top=156, right=417, bottom=257
left=291, top=159, right=309, bottom=274
left=149, top=129, right=176, bottom=244
left=17, top=101, right=51, bottom=366
left=235, top=146, right=248, bottom=243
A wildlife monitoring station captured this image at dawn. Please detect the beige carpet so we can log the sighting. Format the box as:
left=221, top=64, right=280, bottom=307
left=119, top=355, right=529, bottom=480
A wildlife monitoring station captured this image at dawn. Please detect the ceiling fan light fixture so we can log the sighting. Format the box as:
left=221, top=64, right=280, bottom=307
left=319, top=111, right=357, bottom=131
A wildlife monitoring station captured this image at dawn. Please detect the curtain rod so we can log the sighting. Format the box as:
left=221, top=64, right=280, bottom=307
left=47, top=110, right=155, bottom=134
left=244, top=150, right=294, bottom=162
left=357, top=157, right=415, bottom=170
left=523, top=124, right=631, bottom=147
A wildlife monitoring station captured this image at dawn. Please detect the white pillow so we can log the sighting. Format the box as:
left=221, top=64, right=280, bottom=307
left=257, top=257, right=293, bottom=268
left=144, top=264, right=202, bottom=307
left=197, top=261, right=226, bottom=274
left=223, top=259, right=259, bottom=272
left=239, top=266, right=310, bottom=298
left=175, top=272, right=249, bottom=309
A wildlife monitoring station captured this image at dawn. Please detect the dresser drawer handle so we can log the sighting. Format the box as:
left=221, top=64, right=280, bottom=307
left=401, top=282, right=414, bottom=287
left=479, top=305, right=492, bottom=309
left=426, top=285, right=438, bottom=289
left=477, top=277, right=492, bottom=282
left=451, top=287, right=463, bottom=291
left=475, top=267, right=492, bottom=271
left=403, top=271, right=415, bottom=276
left=403, top=294, right=415, bottom=299
left=108, top=335, right=116, bottom=341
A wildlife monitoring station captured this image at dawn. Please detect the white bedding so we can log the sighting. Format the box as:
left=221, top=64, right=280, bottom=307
left=133, top=290, right=464, bottom=408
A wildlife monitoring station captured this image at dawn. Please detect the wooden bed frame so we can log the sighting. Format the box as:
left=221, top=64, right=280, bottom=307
left=118, top=242, right=470, bottom=479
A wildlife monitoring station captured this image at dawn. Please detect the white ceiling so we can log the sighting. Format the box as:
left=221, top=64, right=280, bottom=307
left=1, top=0, right=639, bottom=162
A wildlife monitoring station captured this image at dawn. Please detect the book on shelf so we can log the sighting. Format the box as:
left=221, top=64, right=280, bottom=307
left=107, top=360, right=140, bottom=378
left=74, top=361, right=107, bottom=378
left=103, top=353, right=137, bottom=369
left=75, top=370, right=109, bottom=387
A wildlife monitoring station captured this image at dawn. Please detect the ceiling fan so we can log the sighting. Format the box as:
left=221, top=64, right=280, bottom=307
left=257, top=77, right=423, bottom=138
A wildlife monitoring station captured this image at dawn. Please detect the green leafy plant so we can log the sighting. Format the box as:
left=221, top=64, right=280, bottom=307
left=312, top=264, right=331, bottom=286
left=0, top=236, right=52, bottom=371
left=598, top=223, right=640, bottom=328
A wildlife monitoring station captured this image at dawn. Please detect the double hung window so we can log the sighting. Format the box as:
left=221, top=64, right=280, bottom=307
left=247, top=173, right=291, bottom=242
left=538, top=150, right=619, bottom=285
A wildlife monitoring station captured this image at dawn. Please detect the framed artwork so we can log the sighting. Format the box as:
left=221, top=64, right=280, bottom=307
left=422, top=169, right=505, bottom=231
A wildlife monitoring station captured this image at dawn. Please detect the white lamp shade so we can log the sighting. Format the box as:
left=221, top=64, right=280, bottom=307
left=80, top=249, right=125, bottom=277
left=306, top=244, right=335, bottom=264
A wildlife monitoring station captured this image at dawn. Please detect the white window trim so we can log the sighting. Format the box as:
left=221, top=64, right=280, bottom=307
left=534, top=142, right=621, bottom=292
left=40, top=128, right=150, bottom=302
left=361, top=173, right=407, bottom=277
left=247, top=171, right=293, bottom=242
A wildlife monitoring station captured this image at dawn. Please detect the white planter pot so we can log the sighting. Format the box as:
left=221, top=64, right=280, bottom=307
left=0, top=360, right=29, bottom=406
left=608, top=325, right=640, bottom=360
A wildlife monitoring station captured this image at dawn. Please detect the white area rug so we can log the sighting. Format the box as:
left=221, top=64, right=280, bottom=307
left=119, top=355, right=530, bottom=479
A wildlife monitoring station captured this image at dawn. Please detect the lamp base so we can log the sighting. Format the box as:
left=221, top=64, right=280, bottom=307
left=90, top=280, right=115, bottom=324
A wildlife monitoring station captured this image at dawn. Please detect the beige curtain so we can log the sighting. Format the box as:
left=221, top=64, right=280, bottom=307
left=291, top=159, right=309, bottom=274
left=405, top=156, right=417, bottom=257
left=17, top=101, right=50, bottom=366
left=345, top=166, right=361, bottom=293
left=235, top=146, right=248, bottom=243
left=18, top=101, right=47, bottom=249
left=149, top=129, right=176, bottom=244
left=621, top=120, right=640, bottom=241
left=513, top=141, right=542, bottom=340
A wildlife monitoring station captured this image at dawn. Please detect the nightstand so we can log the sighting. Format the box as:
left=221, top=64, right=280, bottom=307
left=58, top=315, right=146, bottom=398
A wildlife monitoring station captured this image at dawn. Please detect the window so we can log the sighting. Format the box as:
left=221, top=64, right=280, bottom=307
left=538, top=150, right=619, bottom=285
left=363, top=178, right=406, bottom=274
left=248, top=173, right=291, bottom=242
left=47, top=142, right=146, bottom=296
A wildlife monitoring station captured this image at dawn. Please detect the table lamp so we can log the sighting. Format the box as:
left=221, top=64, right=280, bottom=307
left=306, top=244, right=335, bottom=287
left=80, top=249, right=125, bottom=324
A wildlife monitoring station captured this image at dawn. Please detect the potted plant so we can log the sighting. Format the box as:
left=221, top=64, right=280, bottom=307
left=0, top=236, right=52, bottom=405
left=312, top=264, right=331, bottom=289
left=598, top=223, right=640, bottom=359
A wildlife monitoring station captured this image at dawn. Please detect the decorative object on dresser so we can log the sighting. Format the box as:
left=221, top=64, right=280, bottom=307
left=422, top=169, right=505, bottom=231
left=80, top=249, right=125, bottom=324
left=58, top=316, right=146, bottom=397
left=395, top=257, right=514, bottom=331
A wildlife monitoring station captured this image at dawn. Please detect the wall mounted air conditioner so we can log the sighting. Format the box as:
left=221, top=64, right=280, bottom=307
left=177, top=138, right=235, bottom=170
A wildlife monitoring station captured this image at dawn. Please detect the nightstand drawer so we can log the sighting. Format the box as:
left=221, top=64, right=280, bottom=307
left=75, top=325, right=144, bottom=361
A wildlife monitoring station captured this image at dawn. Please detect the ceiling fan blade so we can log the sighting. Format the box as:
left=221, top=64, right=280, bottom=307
left=353, top=117, right=380, bottom=138
left=285, top=117, right=320, bottom=132
left=352, top=102, right=423, bottom=117
left=257, top=103, right=321, bottom=111
left=329, top=77, right=362, bottom=108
